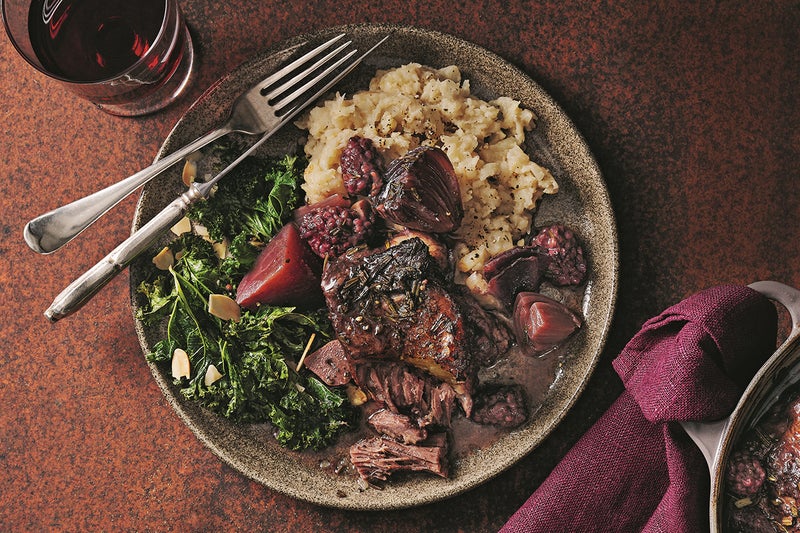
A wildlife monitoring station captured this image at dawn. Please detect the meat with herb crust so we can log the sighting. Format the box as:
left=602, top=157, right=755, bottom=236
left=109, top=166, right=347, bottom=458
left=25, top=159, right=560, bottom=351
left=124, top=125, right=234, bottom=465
left=320, top=238, right=511, bottom=390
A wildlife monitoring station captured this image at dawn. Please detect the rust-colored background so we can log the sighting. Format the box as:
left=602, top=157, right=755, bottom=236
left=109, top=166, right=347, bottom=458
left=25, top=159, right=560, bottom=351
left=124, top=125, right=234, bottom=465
left=2, top=2, right=798, bottom=531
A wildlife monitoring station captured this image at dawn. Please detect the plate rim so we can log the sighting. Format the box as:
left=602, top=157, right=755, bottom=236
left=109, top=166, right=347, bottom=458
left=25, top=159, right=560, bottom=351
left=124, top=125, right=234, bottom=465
left=130, top=22, right=619, bottom=510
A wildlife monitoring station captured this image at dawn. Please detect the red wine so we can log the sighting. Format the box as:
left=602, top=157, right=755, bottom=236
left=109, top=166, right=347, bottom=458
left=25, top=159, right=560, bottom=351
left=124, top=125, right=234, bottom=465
left=28, top=0, right=167, bottom=82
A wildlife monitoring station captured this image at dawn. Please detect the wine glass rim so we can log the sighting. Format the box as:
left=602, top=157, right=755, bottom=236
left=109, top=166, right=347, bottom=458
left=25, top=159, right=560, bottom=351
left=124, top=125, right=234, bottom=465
left=1, top=0, right=174, bottom=86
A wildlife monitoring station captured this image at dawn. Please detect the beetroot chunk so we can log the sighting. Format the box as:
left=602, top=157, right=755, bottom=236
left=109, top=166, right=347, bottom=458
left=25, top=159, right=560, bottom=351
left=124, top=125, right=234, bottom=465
left=513, top=292, right=582, bottom=355
left=235, top=223, right=322, bottom=309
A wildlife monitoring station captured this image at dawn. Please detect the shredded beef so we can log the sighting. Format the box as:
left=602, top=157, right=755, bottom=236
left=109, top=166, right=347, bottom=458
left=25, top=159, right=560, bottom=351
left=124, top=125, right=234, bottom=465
left=353, top=361, right=460, bottom=425
left=350, top=434, right=449, bottom=481
left=368, top=409, right=427, bottom=444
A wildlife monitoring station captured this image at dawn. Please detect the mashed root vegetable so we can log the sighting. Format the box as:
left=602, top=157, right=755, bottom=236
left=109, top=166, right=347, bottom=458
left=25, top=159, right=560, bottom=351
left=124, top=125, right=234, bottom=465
left=296, top=63, right=558, bottom=276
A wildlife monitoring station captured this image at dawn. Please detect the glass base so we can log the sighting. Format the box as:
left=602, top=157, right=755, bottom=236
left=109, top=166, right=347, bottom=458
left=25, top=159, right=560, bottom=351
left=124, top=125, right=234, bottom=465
left=96, top=25, right=195, bottom=117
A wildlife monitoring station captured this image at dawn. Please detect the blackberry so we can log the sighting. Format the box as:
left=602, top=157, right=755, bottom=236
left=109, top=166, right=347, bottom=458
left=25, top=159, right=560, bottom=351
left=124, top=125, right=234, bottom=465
left=725, top=450, right=765, bottom=497
left=528, top=224, right=587, bottom=286
left=340, top=136, right=384, bottom=197
left=298, top=200, right=374, bottom=258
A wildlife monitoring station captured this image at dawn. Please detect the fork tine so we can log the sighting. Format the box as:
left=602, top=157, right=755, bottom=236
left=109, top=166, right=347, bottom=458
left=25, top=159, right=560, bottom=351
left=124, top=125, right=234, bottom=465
left=264, top=47, right=358, bottom=110
left=274, top=33, right=392, bottom=116
left=261, top=40, right=353, bottom=102
left=257, top=33, right=347, bottom=88
left=198, top=33, right=392, bottom=194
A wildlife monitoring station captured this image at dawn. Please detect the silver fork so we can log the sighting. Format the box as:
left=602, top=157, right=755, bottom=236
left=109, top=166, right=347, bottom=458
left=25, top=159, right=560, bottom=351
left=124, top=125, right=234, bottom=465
left=44, top=33, right=391, bottom=321
left=24, top=33, right=356, bottom=255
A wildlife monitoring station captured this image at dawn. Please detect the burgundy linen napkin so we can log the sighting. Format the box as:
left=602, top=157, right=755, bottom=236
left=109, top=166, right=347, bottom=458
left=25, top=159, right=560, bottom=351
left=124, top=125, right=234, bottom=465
left=501, top=284, right=778, bottom=533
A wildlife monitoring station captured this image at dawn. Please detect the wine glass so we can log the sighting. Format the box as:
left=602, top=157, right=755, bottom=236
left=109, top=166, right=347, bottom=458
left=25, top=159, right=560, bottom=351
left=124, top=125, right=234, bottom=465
left=1, top=0, right=195, bottom=116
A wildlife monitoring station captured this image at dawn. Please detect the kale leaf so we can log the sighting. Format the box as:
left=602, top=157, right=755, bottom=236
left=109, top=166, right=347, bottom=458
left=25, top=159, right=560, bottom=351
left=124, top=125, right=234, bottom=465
left=136, top=155, right=356, bottom=451
left=187, top=152, right=304, bottom=279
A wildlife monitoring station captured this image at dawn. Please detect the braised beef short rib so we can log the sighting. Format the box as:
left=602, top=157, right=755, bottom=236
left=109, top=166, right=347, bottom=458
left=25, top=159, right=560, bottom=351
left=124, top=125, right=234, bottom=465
left=320, top=238, right=519, bottom=482
left=321, top=238, right=511, bottom=390
left=367, top=409, right=428, bottom=445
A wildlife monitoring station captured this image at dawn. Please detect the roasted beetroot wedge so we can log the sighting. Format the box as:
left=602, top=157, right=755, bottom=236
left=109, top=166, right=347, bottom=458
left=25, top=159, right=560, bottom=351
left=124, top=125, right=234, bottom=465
left=236, top=223, right=323, bottom=309
left=513, top=292, right=582, bottom=356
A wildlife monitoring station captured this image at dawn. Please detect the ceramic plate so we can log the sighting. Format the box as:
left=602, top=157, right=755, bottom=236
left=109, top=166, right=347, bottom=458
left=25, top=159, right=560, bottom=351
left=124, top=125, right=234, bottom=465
left=130, top=23, right=618, bottom=510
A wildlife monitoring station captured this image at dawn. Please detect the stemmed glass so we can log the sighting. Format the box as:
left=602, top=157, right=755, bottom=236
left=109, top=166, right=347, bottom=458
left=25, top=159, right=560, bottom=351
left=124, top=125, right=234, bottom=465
left=1, top=0, right=195, bottom=116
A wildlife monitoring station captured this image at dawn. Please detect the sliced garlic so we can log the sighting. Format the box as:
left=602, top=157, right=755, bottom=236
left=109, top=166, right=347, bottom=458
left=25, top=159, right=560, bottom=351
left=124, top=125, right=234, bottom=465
left=208, top=293, right=241, bottom=322
left=734, top=497, right=752, bottom=508
left=204, top=364, right=223, bottom=386
left=152, top=246, right=174, bottom=270
left=170, top=216, right=192, bottom=236
left=194, top=224, right=213, bottom=243
left=212, top=239, right=229, bottom=260
left=182, top=159, right=197, bottom=186
left=171, top=348, right=191, bottom=379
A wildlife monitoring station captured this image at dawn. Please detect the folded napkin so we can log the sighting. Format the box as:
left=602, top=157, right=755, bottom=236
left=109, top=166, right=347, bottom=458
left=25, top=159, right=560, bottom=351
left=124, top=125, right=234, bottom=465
left=501, top=284, right=778, bottom=533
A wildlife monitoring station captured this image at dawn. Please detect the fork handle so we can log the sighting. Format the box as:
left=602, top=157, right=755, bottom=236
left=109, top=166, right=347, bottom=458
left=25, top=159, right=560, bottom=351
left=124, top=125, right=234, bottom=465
left=44, top=184, right=207, bottom=321
left=24, top=125, right=231, bottom=255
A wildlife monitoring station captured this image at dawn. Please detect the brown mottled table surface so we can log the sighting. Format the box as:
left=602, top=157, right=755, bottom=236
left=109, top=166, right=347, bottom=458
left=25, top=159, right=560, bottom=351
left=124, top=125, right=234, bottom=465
left=2, top=2, right=798, bottom=531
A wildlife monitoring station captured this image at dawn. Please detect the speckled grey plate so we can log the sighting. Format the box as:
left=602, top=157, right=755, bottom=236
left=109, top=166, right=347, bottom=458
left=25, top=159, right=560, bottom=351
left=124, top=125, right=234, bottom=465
left=130, top=23, right=618, bottom=510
